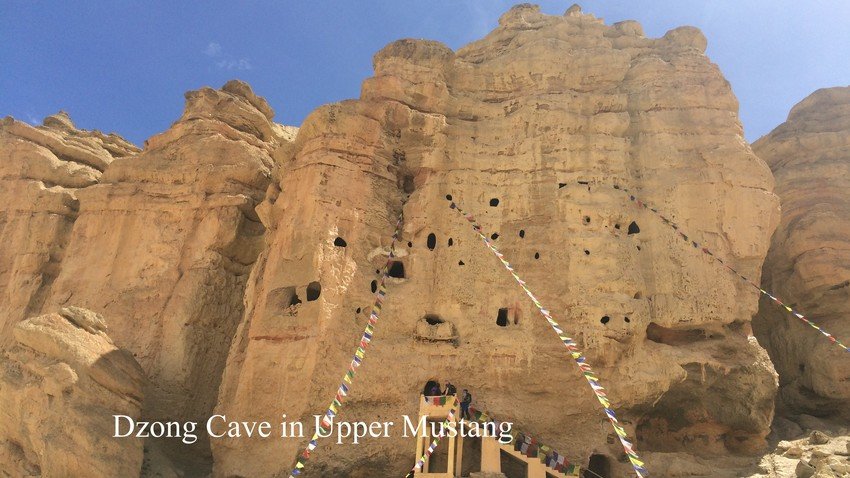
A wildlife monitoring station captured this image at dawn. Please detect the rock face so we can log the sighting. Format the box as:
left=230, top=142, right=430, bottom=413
left=0, top=307, right=144, bottom=477
left=0, top=112, right=138, bottom=344
left=36, top=80, right=290, bottom=474
left=212, top=5, right=779, bottom=477
left=752, top=87, right=850, bottom=421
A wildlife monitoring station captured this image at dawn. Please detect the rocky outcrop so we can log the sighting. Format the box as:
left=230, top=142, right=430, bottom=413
left=213, top=5, right=779, bottom=476
left=30, top=80, right=294, bottom=474
left=0, top=307, right=144, bottom=477
left=752, top=87, right=850, bottom=421
left=0, top=113, right=138, bottom=344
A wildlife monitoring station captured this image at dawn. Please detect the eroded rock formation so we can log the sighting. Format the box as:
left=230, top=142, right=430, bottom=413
left=752, top=87, right=850, bottom=421
left=212, top=5, right=779, bottom=476
left=0, top=307, right=144, bottom=477
left=0, top=112, right=138, bottom=343
left=36, top=80, right=293, bottom=474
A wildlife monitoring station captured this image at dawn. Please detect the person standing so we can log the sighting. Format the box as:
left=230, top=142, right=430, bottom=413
left=459, top=389, right=472, bottom=420
left=444, top=381, right=457, bottom=396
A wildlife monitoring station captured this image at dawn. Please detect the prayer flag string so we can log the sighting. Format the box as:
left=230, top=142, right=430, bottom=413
left=611, top=184, right=849, bottom=355
left=468, top=406, right=582, bottom=476
left=405, top=398, right=460, bottom=477
left=289, top=209, right=405, bottom=478
left=447, top=196, right=648, bottom=478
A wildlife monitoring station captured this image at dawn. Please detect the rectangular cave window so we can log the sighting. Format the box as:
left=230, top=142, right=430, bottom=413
left=496, top=308, right=509, bottom=327
left=388, top=260, right=406, bottom=278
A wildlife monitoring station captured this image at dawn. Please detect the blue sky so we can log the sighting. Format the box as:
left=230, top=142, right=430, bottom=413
left=2, top=1, right=849, bottom=145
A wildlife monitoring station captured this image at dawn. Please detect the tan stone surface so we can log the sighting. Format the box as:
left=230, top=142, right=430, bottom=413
left=0, top=113, right=138, bottom=345
left=34, top=80, right=293, bottom=474
left=752, top=87, right=850, bottom=420
left=212, top=5, right=779, bottom=476
left=0, top=307, right=144, bottom=477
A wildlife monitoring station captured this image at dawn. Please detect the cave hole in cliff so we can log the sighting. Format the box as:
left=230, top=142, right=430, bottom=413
left=646, top=322, right=706, bottom=346
left=334, top=237, right=347, bottom=247
left=584, top=216, right=591, bottom=224
left=634, top=292, right=642, bottom=299
left=559, top=183, right=567, bottom=189
left=448, top=238, right=454, bottom=247
left=371, top=280, right=378, bottom=293
left=425, top=314, right=444, bottom=326
left=534, top=252, right=540, bottom=259
left=624, top=316, right=631, bottom=323
left=306, top=282, right=322, bottom=301
left=614, top=224, right=621, bottom=230
left=490, top=198, right=499, bottom=207
left=636, top=245, right=642, bottom=251
left=427, top=233, right=437, bottom=250
left=600, top=316, right=610, bottom=325
left=458, top=260, right=465, bottom=266
left=585, top=454, right=612, bottom=478
left=584, top=249, right=591, bottom=255
left=402, top=174, right=415, bottom=194
left=290, top=293, right=302, bottom=307
left=408, top=241, right=413, bottom=248
left=356, top=307, right=361, bottom=314
left=519, top=229, right=525, bottom=238
left=388, top=261, right=405, bottom=279
left=491, top=233, right=499, bottom=240
left=446, top=194, right=453, bottom=201
left=628, top=221, right=640, bottom=235
left=496, top=308, right=509, bottom=327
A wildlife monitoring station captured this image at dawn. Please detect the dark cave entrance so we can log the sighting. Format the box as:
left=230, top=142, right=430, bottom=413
left=496, top=308, right=509, bottom=327
left=584, top=454, right=611, bottom=478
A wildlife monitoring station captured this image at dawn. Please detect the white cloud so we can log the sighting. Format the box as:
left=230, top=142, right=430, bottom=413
left=204, top=41, right=251, bottom=70
left=204, top=42, right=222, bottom=57
left=216, top=58, right=252, bottom=71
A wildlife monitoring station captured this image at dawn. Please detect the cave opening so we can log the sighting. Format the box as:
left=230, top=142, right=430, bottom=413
left=628, top=221, right=640, bottom=235
left=584, top=216, right=591, bottom=224
left=600, top=316, right=610, bottom=325
left=289, top=293, right=302, bottom=307
left=490, top=198, right=500, bottom=207
left=534, top=252, right=540, bottom=259
left=448, top=238, right=454, bottom=247
left=496, top=308, right=509, bottom=327
left=388, top=261, right=406, bottom=279
left=371, top=280, right=378, bottom=293
left=306, top=281, right=321, bottom=301
left=646, top=322, right=707, bottom=345
left=427, top=233, right=437, bottom=250
left=402, top=174, right=415, bottom=194
left=519, top=229, right=525, bottom=238
left=491, top=233, right=499, bottom=240
left=334, top=237, right=347, bottom=247
left=584, top=454, right=611, bottom=478
left=584, top=249, right=590, bottom=255
left=458, top=260, right=465, bottom=266
left=424, top=314, right=444, bottom=326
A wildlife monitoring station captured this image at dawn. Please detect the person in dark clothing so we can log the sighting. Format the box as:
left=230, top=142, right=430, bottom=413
left=444, top=382, right=457, bottom=396
left=459, top=389, right=472, bottom=420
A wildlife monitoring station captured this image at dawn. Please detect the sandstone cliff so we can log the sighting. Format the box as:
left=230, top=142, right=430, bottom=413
left=0, top=307, right=144, bottom=477
left=212, top=5, right=779, bottom=477
left=1, top=80, right=297, bottom=475
left=37, top=80, right=293, bottom=474
left=752, top=87, right=850, bottom=421
left=0, top=112, right=138, bottom=343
